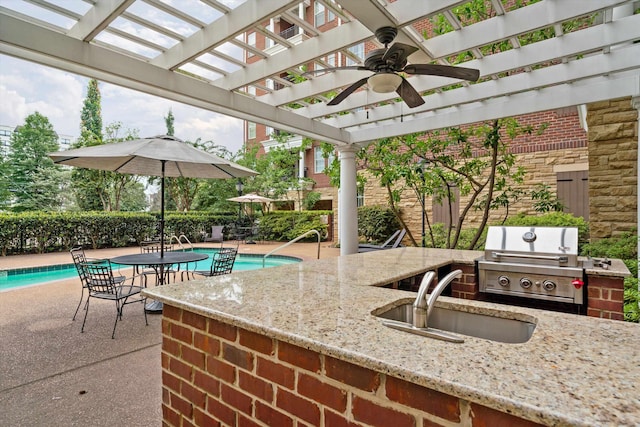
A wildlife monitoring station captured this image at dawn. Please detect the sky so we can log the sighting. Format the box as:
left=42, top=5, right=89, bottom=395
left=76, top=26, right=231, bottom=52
left=0, top=54, right=245, bottom=153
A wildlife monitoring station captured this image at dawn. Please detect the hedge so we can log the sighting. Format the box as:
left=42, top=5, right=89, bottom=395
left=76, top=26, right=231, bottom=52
left=0, top=210, right=332, bottom=255
left=0, top=211, right=236, bottom=255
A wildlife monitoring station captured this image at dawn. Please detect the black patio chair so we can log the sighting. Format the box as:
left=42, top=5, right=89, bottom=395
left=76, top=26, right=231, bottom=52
left=70, top=246, right=125, bottom=321
left=194, top=247, right=238, bottom=277
left=138, top=240, right=175, bottom=286
left=79, top=260, right=148, bottom=339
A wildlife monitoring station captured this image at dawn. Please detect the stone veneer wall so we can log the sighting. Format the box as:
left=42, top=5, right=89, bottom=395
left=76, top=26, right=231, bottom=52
left=363, top=146, right=588, bottom=246
left=161, top=305, right=543, bottom=427
left=587, top=97, right=638, bottom=239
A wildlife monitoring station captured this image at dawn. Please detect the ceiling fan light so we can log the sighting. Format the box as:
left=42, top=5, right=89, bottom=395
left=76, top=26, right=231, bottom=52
left=368, top=73, right=402, bottom=93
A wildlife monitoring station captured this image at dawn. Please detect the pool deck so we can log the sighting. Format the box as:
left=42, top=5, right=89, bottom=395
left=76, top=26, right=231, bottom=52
left=0, top=241, right=339, bottom=426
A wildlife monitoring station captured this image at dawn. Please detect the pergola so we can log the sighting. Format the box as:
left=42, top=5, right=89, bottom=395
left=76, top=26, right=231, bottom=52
left=1, top=0, right=639, bottom=254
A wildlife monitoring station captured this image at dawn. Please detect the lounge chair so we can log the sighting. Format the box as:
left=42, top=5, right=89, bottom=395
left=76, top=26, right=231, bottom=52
left=358, top=229, right=406, bottom=253
left=205, top=225, right=224, bottom=243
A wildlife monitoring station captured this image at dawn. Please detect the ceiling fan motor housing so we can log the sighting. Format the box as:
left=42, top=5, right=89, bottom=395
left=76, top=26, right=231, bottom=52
left=375, top=26, right=398, bottom=46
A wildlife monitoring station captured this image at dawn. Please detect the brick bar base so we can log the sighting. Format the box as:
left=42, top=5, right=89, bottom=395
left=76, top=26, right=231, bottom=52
left=160, top=305, right=543, bottom=427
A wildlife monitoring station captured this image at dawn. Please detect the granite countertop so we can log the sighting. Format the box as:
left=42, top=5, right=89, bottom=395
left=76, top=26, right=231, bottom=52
left=145, top=247, right=639, bottom=427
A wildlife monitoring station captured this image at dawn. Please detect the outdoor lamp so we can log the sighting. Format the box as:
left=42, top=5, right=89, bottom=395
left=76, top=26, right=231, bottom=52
left=235, top=179, right=244, bottom=196
left=368, top=72, right=402, bottom=93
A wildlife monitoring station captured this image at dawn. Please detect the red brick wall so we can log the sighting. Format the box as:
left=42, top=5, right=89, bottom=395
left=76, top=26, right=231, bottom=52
left=586, top=276, right=625, bottom=321
left=161, top=305, right=544, bottom=427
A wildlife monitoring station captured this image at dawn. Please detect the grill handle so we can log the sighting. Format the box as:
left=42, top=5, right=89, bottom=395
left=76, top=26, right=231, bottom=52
left=491, top=251, right=568, bottom=263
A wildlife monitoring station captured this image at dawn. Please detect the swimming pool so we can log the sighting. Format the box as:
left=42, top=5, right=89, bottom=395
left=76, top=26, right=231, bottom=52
left=0, top=248, right=301, bottom=292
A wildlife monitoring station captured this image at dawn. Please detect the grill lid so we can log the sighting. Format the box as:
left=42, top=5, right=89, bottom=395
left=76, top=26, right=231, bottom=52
left=484, top=226, right=579, bottom=267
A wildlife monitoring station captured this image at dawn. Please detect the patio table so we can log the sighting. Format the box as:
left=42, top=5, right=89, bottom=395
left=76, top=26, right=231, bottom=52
left=111, top=251, right=208, bottom=313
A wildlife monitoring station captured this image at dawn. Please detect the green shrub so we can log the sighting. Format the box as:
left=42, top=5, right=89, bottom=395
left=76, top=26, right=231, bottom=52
left=357, top=206, right=400, bottom=243
left=0, top=210, right=238, bottom=254
left=423, top=223, right=485, bottom=250
left=258, top=211, right=330, bottom=242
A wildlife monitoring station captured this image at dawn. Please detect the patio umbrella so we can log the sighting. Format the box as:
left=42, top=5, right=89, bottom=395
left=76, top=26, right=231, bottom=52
left=49, top=135, right=257, bottom=256
left=228, top=193, right=273, bottom=221
left=227, top=193, right=274, bottom=204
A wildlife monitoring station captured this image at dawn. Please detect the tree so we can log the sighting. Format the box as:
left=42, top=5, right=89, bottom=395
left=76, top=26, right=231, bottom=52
left=251, top=133, right=313, bottom=211
left=6, top=112, right=63, bottom=211
left=72, top=79, right=105, bottom=210
left=160, top=110, right=203, bottom=212
left=361, top=118, right=543, bottom=249
left=165, top=109, right=175, bottom=136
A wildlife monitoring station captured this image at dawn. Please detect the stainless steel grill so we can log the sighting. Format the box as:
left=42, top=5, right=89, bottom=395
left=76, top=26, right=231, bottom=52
left=478, top=226, right=584, bottom=304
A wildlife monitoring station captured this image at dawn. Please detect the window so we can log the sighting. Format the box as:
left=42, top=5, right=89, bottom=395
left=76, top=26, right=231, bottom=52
left=247, top=122, right=256, bottom=139
left=314, top=146, right=325, bottom=173
left=347, top=43, right=364, bottom=66
left=357, top=186, right=365, bottom=207
left=327, top=53, right=336, bottom=67
left=314, top=3, right=325, bottom=27
left=247, top=32, right=256, bottom=57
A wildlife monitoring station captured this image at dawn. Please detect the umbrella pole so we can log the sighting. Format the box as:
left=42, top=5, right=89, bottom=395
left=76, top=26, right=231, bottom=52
left=160, top=160, right=166, bottom=258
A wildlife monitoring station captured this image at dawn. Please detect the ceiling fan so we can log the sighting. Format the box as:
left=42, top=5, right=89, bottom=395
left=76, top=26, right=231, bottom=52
left=304, top=27, right=480, bottom=108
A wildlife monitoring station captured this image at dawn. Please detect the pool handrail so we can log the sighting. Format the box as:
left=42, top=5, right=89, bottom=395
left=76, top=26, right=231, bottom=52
left=263, top=229, right=321, bottom=267
left=169, top=234, right=194, bottom=251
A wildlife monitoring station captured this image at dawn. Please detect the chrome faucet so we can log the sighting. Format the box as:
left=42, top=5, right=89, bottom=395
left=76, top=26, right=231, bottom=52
left=413, top=269, right=463, bottom=329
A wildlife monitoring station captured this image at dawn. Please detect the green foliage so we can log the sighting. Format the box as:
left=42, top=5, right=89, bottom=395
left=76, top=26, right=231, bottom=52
left=81, top=79, right=103, bottom=140
left=422, top=223, right=485, bottom=250
left=165, top=109, right=175, bottom=136
left=357, top=206, right=400, bottom=243
left=247, top=135, right=314, bottom=208
left=531, top=183, right=564, bottom=213
left=624, top=279, right=640, bottom=323
left=302, top=191, right=322, bottom=210
left=580, top=230, right=637, bottom=267
left=5, top=112, right=63, bottom=212
left=258, top=211, right=330, bottom=242
left=0, top=210, right=238, bottom=254
left=579, top=230, right=639, bottom=323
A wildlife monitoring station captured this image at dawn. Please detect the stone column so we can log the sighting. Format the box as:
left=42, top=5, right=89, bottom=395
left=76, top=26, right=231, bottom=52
left=632, top=96, right=640, bottom=281
left=587, top=97, right=638, bottom=238
left=339, top=146, right=358, bottom=255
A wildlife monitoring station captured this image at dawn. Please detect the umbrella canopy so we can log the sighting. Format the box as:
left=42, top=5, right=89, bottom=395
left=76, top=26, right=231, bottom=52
left=49, top=135, right=257, bottom=178
left=227, top=193, right=273, bottom=204
left=50, top=135, right=258, bottom=256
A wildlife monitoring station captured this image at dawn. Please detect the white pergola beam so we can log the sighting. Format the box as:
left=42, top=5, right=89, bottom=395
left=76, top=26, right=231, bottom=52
left=150, top=0, right=299, bottom=70
left=221, top=20, right=373, bottom=91
left=349, top=70, right=640, bottom=146
left=0, top=13, right=351, bottom=146
left=68, top=0, right=135, bottom=41
left=319, top=13, right=640, bottom=128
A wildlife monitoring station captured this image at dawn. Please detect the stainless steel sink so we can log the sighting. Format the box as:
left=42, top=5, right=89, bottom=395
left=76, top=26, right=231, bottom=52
left=374, top=302, right=536, bottom=343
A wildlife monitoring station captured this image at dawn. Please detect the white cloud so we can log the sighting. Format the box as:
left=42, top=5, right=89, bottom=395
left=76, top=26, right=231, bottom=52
left=0, top=55, right=244, bottom=152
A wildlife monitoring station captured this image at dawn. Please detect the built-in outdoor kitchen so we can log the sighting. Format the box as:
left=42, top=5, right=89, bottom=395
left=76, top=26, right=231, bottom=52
left=145, top=233, right=637, bottom=427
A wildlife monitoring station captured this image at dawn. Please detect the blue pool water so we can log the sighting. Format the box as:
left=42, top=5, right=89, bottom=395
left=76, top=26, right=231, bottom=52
left=0, top=248, right=301, bottom=292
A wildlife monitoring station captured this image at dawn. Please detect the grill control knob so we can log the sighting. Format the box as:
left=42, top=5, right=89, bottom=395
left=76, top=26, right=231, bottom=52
left=520, top=278, right=533, bottom=289
left=497, top=275, right=510, bottom=287
left=543, top=280, right=556, bottom=291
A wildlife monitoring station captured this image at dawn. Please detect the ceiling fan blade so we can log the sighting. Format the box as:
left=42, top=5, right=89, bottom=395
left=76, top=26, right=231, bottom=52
left=302, top=66, right=367, bottom=76
left=403, top=64, right=480, bottom=81
left=382, top=42, right=419, bottom=67
left=396, top=78, right=425, bottom=108
left=327, top=77, right=369, bottom=106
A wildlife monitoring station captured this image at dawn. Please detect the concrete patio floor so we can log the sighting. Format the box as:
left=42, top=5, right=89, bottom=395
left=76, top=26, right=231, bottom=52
left=0, top=241, right=340, bottom=426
